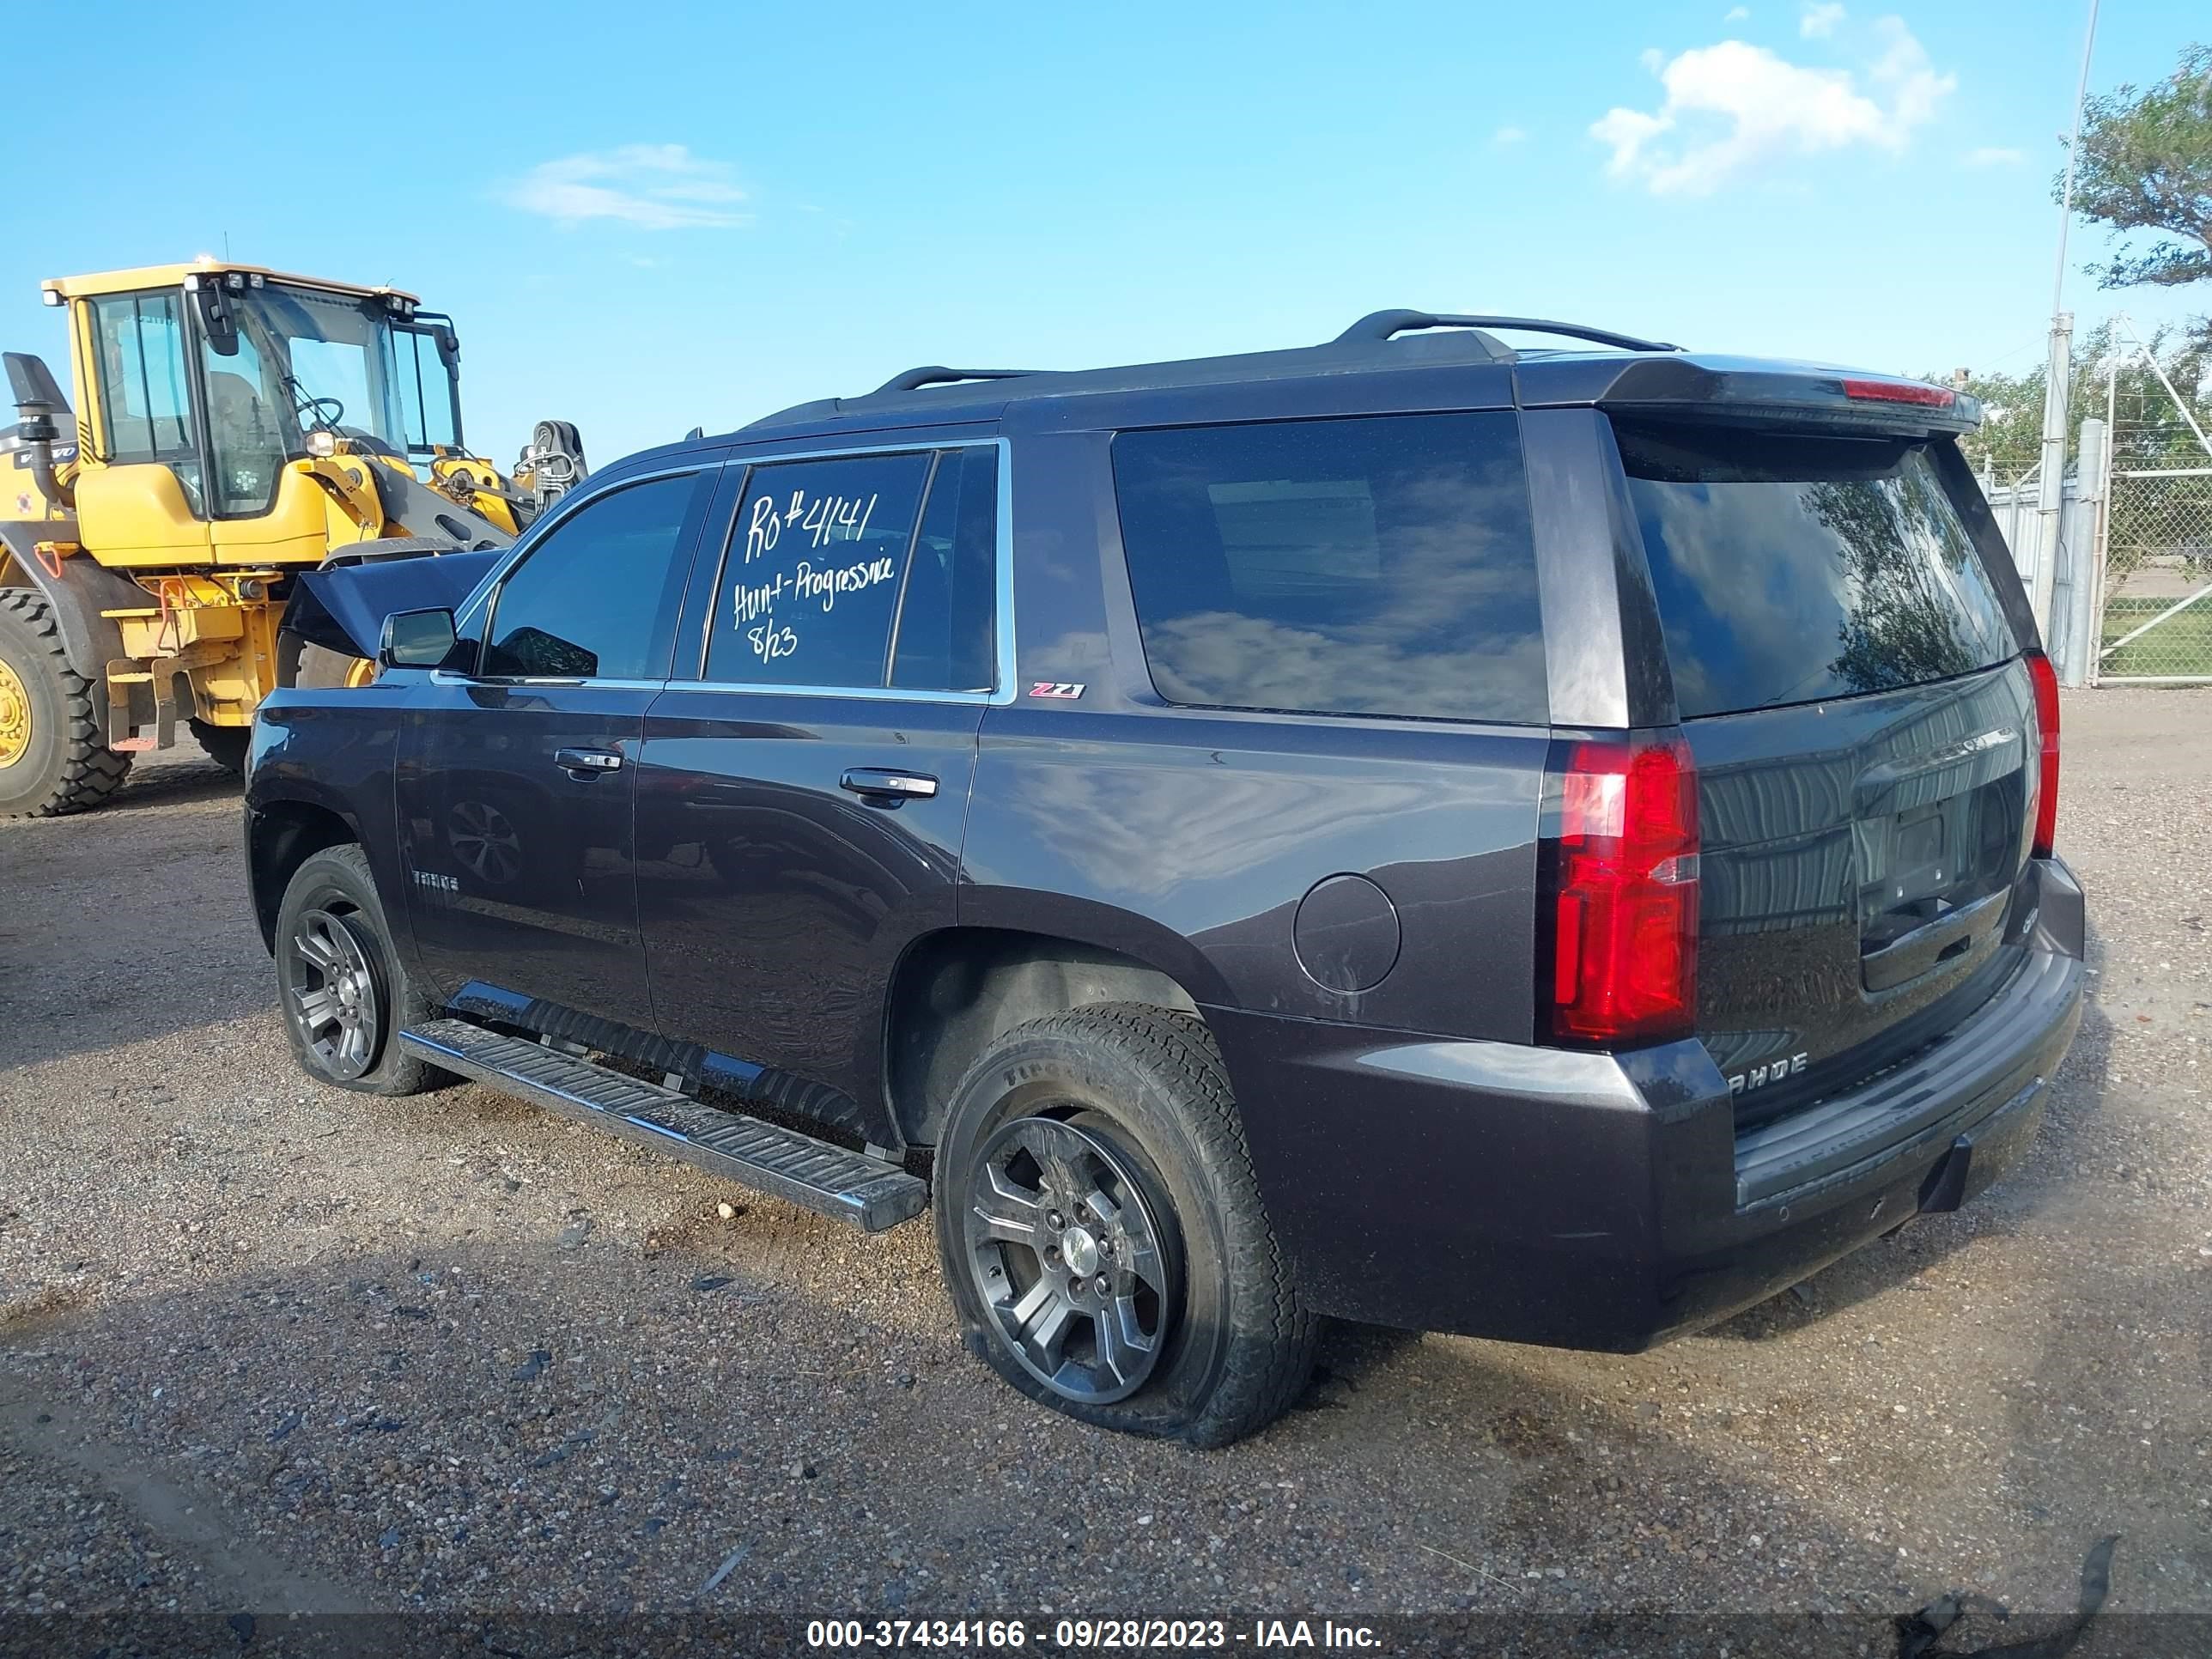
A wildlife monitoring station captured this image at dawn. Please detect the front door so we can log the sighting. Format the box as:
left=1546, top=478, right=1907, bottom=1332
left=399, top=466, right=720, bottom=1028
left=635, top=441, right=1003, bottom=1141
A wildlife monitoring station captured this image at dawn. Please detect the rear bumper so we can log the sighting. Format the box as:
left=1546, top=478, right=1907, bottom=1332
left=1209, top=856, right=2085, bottom=1350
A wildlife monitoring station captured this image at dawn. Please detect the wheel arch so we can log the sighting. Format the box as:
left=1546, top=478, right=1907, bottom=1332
left=247, top=795, right=361, bottom=953
left=882, top=925, right=1208, bottom=1149
left=0, top=523, right=144, bottom=678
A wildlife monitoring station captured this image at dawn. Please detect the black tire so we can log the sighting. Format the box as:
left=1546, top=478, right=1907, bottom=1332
left=933, top=1002, right=1316, bottom=1447
left=0, top=588, right=132, bottom=817
left=273, top=843, right=452, bottom=1097
left=190, top=717, right=249, bottom=776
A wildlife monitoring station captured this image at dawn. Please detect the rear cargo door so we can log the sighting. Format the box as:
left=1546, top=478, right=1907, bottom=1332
left=1611, top=419, right=2041, bottom=1122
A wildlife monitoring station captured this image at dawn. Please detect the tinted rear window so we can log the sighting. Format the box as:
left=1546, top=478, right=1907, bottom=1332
left=1615, top=422, right=2019, bottom=718
left=1111, top=413, right=1547, bottom=724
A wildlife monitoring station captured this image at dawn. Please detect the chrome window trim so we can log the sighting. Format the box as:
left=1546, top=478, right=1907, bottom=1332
left=689, top=435, right=1016, bottom=706
left=671, top=682, right=995, bottom=706
left=427, top=674, right=670, bottom=691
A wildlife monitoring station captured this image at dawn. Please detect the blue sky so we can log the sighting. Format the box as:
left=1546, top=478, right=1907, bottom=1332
left=10, top=1, right=2206, bottom=466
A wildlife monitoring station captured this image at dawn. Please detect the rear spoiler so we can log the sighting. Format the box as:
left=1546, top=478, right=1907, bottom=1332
left=283, top=550, right=502, bottom=659
left=1521, top=354, right=1982, bottom=437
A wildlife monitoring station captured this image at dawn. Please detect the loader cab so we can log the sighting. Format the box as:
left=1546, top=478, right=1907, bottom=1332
left=52, top=261, right=469, bottom=562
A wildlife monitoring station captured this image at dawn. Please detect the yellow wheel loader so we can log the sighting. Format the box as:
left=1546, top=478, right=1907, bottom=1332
left=0, top=258, right=585, bottom=816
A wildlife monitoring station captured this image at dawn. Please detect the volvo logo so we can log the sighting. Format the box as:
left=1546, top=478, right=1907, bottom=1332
left=1729, top=1053, right=1809, bottom=1095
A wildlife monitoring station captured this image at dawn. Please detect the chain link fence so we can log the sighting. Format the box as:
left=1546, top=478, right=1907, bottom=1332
left=2096, top=356, right=2212, bottom=684
left=2100, top=467, right=2212, bottom=680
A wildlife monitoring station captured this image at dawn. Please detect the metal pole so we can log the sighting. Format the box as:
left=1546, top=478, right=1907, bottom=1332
left=2033, top=316, right=2072, bottom=631
left=2033, top=0, right=2103, bottom=635
left=2091, top=356, right=2118, bottom=684
left=2058, top=416, right=2105, bottom=685
left=2052, top=0, right=2102, bottom=313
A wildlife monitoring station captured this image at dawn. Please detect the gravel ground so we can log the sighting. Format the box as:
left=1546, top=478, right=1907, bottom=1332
left=2, top=694, right=2208, bottom=1654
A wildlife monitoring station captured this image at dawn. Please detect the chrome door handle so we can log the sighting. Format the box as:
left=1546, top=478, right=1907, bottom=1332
left=840, top=768, right=938, bottom=800
left=555, top=746, right=623, bottom=778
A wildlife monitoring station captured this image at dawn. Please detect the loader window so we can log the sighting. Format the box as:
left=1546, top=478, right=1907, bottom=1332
left=288, top=337, right=374, bottom=437
left=90, top=292, right=199, bottom=473
left=231, top=284, right=406, bottom=454
left=387, top=326, right=459, bottom=454
left=202, top=327, right=288, bottom=517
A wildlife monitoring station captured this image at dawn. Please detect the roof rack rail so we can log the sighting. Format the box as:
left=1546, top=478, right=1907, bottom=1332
left=1335, top=310, right=1680, bottom=354
left=872, top=366, right=1037, bottom=396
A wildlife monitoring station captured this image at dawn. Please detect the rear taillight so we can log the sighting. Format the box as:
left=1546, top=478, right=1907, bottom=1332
left=2027, top=650, right=2060, bottom=858
left=1540, top=736, right=1700, bottom=1047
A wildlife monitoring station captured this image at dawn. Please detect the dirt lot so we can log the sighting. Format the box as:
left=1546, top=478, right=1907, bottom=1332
left=2, top=693, right=2208, bottom=1655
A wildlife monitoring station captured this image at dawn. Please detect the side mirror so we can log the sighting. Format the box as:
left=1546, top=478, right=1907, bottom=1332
left=191, top=281, right=240, bottom=357
left=380, top=607, right=459, bottom=670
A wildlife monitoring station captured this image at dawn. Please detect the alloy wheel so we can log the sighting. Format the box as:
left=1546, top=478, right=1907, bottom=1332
left=285, top=908, right=382, bottom=1079
left=963, top=1115, right=1180, bottom=1405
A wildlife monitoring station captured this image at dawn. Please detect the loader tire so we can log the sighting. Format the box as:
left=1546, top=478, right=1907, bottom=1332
left=291, top=644, right=378, bottom=690
left=190, top=718, right=250, bottom=776
left=0, top=588, right=133, bottom=817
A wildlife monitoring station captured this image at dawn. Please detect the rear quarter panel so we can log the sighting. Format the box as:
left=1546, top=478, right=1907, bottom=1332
left=964, top=428, right=1544, bottom=1040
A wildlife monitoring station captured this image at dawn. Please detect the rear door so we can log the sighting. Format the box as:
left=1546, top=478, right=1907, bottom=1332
left=633, top=441, right=1002, bottom=1144
left=1609, top=418, right=2039, bottom=1121
left=398, top=465, right=720, bottom=1028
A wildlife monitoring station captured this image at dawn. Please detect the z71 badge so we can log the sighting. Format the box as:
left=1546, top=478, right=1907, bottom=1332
left=1028, top=682, right=1086, bottom=700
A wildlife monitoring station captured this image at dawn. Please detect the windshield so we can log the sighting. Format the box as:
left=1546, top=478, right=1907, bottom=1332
left=223, top=283, right=460, bottom=459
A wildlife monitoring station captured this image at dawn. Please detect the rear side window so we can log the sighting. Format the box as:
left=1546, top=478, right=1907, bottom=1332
left=890, top=446, right=1000, bottom=693
left=1614, top=422, right=2020, bottom=718
left=706, top=452, right=933, bottom=688
left=1111, top=413, right=1547, bottom=724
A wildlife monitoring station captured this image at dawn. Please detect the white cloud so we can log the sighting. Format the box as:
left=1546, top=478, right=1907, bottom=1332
left=1493, top=125, right=1529, bottom=145
left=1963, top=145, right=2024, bottom=167
left=502, top=144, right=749, bottom=230
left=1865, top=15, right=1952, bottom=129
left=1724, top=6, right=1751, bottom=20
left=1801, top=2, right=1845, bottom=36
left=1589, top=16, right=1954, bottom=196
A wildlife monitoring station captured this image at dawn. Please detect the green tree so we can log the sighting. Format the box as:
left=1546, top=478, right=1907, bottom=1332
left=2062, top=43, right=2212, bottom=293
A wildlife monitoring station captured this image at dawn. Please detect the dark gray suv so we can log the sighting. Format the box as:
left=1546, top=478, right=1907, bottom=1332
left=246, top=311, right=2085, bottom=1446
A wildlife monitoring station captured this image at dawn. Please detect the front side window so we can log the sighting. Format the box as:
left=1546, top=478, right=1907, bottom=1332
left=1111, top=412, right=1547, bottom=724
left=482, top=472, right=714, bottom=680
left=704, top=452, right=935, bottom=688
